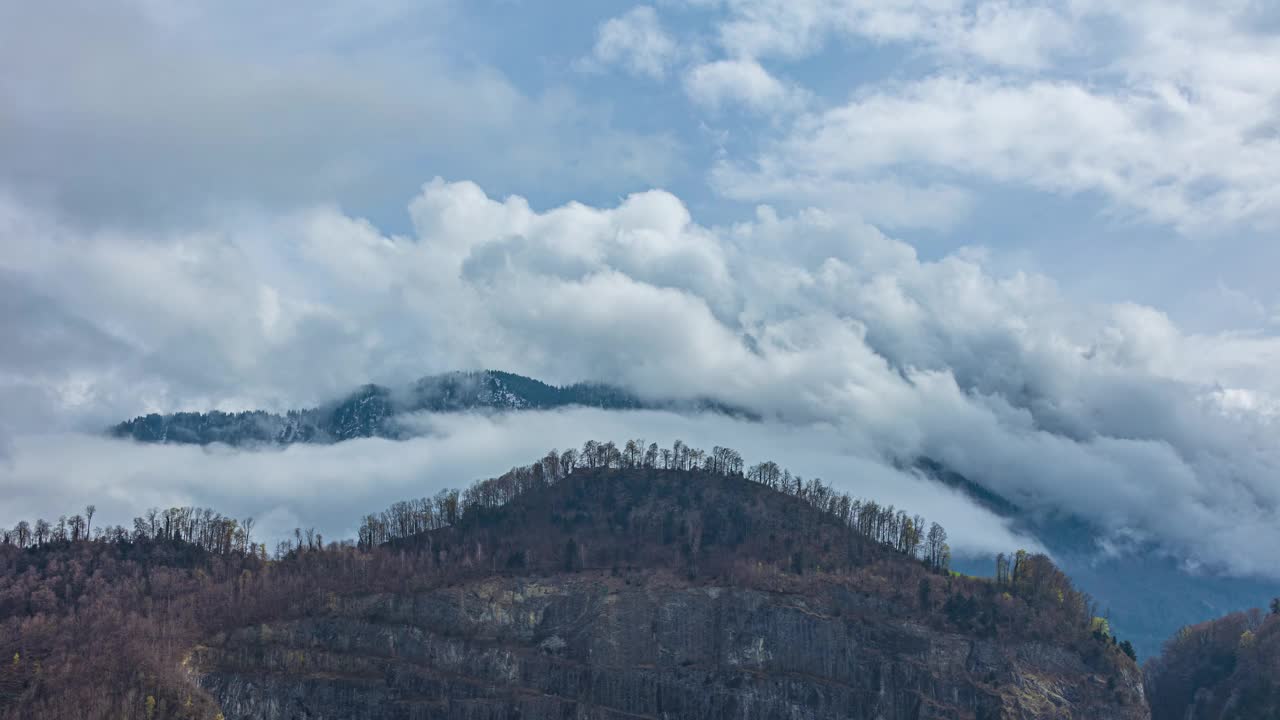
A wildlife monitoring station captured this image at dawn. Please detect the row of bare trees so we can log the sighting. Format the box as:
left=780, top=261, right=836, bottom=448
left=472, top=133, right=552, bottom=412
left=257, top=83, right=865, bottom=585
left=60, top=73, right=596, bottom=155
left=354, top=438, right=949, bottom=570
left=3, top=437, right=950, bottom=572
left=357, top=490, right=460, bottom=549
left=3, top=506, right=97, bottom=549
left=744, top=460, right=949, bottom=570
left=3, top=505, right=260, bottom=557
left=575, top=439, right=744, bottom=475
left=355, top=439, right=751, bottom=549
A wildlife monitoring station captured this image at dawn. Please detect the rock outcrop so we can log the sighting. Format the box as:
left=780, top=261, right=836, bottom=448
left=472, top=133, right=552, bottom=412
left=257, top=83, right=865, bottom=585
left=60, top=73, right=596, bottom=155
left=197, top=573, right=1147, bottom=719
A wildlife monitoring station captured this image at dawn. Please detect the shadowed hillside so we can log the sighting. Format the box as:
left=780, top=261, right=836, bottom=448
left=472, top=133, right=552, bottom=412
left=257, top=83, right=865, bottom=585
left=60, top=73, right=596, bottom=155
left=1145, top=602, right=1280, bottom=719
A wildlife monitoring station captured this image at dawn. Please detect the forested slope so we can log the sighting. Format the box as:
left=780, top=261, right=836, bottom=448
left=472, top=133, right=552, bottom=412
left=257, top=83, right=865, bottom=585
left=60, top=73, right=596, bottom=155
left=1146, top=602, right=1280, bottom=719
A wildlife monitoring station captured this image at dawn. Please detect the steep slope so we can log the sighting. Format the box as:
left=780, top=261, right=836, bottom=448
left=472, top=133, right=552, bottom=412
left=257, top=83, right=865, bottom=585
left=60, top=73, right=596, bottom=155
left=1145, top=604, right=1280, bottom=719
left=193, top=467, right=1147, bottom=720
left=109, top=370, right=750, bottom=446
left=200, top=575, right=1141, bottom=720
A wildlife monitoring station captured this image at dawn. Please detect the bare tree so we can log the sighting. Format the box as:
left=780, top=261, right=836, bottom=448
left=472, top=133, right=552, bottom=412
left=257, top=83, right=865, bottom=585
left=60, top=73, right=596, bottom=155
left=68, top=515, right=86, bottom=542
left=581, top=440, right=600, bottom=468
left=560, top=448, right=578, bottom=475
left=642, top=442, right=657, bottom=468
left=926, top=523, right=949, bottom=570
left=542, top=449, right=561, bottom=480
left=14, top=520, right=31, bottom=548
left=623, top=439, right=641, bottom=468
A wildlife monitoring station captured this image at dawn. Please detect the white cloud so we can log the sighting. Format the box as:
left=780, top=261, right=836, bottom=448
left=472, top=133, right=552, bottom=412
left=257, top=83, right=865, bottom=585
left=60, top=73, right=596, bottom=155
left=699, top=0, right=1280, bottom=231
left=722, top=72, right=1280, bottom=231
left=705, top=0, right=1079, bottom=69
left=583, top=5, right=680, bottom=80
left=0, top=412, right=1041, bottom=558
left=3, top=179, right=1280, bottom=578
left=960, top=1, right=1078, bottom=69
left=0, top=0, right=681, bottom=224
left=683, top=58, right=805, bottom=114
left=710, top=165, right=973, bottom=230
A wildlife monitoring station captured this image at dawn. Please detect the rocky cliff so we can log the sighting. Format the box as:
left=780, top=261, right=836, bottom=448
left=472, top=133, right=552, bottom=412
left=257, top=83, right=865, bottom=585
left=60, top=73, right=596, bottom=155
left=196, top=572, right=1146, bottom=719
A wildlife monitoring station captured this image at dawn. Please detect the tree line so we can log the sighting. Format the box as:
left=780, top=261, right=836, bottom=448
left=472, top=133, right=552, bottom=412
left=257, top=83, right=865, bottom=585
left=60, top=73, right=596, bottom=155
left=2, top=438, right=950, bottom=572
left=2, top=505, right=262, bottom=558
left=355, top=438, right=952, bottom=571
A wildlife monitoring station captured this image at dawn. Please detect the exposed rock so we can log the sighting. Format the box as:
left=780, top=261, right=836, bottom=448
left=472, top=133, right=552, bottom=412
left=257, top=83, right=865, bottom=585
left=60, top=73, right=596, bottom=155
left=197, top=574, right=1147, bottom=719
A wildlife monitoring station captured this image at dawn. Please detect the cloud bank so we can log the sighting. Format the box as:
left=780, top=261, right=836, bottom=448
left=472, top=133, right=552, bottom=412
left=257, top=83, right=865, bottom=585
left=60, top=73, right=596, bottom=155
left=2, top=180, right=1279, bottom=578
left=673, top=0, right=1280, bottom=231
left=0, top=0, right=682, bottom=226
left=0, top=411, right=1039, bottom=558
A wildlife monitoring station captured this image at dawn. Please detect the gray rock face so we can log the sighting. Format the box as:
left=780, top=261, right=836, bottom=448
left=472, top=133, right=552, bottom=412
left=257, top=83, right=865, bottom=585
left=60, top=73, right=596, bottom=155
left=196, top=574, right=1148, bottom=720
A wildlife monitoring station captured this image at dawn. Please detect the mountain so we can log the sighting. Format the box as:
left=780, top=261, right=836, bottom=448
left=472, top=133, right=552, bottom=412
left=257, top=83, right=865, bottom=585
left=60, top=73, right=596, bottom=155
left=1145, top=603, right=1280, bottom=719
left=107, top=367, right=1280, bottom=664
left=1, top=441, right=1146, bottom=719
left=109, top=370, right=753, bottom=446
left=107, top=368, right=1279, bottom=662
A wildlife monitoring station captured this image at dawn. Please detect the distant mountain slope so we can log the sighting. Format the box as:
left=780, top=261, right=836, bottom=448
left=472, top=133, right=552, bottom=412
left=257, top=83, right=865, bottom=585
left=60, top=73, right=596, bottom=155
left=917, top=460, right=1280, bottom=661
left=110, top=370, right=752, bottom=446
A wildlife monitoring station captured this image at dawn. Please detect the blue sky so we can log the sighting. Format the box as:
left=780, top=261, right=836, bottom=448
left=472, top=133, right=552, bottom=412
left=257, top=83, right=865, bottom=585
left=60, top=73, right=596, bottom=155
left=3, top=0, right=1280, bottom=577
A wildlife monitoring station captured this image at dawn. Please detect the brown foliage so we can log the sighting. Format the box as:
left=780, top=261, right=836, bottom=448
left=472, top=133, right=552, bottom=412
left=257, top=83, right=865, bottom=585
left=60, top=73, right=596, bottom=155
left=1145, top=605, right=1280, bottom=719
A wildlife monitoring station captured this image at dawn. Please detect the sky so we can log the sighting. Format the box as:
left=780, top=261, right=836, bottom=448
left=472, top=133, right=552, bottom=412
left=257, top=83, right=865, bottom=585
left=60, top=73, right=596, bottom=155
left=2, top=0, right=1279, bottom=576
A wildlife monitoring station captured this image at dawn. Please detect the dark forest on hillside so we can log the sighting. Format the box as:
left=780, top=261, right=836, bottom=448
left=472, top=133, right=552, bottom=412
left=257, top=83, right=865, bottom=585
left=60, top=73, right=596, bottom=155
left=1145, top=601, right=1280, bottom=719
